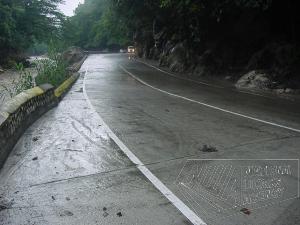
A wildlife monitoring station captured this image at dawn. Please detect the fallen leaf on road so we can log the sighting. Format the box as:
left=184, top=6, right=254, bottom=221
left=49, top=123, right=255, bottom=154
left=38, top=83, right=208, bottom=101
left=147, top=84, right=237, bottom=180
left=240, top=208, right=251, bottom=215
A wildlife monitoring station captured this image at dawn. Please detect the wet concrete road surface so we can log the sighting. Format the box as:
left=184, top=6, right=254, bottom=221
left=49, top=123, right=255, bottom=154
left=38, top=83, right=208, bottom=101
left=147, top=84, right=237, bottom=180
left=1, top=53, right=300, bottom=225
left=0, top=71, right=191, bottom=225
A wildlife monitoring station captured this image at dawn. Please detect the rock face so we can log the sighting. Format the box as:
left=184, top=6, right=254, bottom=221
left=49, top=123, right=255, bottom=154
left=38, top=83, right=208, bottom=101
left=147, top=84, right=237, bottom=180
left=193, top=50, right=221, bottom=77
left=247, top=43, right=300, bottom=88
left=158, top=42, right=189, bottom=73
left=168, top=42, right=187, bottom=72
left=235, top=70, right=273, bottom=90
left=62, top=47, right=85, bottom=66
left=247, top=43, right=299, bottom=71
left=158, top=40, right=175, bottom=67
left=136, top=26, right=300, bottom=92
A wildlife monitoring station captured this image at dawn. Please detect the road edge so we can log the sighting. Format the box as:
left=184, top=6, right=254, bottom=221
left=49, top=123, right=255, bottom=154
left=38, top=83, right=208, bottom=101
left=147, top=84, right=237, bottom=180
left=136, top=58, right=300, bottom=101
left=0, top=72, right=80, bottom=169
left=83, top=68, right=207, bottom=225
left=120, top=65, right=300, bottom=134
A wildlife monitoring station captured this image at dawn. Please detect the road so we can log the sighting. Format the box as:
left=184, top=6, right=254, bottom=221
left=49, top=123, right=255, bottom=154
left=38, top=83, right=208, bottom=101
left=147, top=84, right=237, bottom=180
left=0, top=53, right=299, bottom=225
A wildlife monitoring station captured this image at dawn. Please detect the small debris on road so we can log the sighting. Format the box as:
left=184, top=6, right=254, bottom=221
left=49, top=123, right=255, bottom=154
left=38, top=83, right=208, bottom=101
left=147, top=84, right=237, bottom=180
left=103, top=212, right=109, bottom=217
left=200, top=145, right=218, bottom=152
left=32, top=156, right=38, bottom=161
left=75, top=88, right=83, bottom=93
left=0, top=204, right=8, bottom=211
left=66, top=197, right=70, bottom=201
left=117, top=212, right=123, bottom=217
left=51, top=196, right=55, bottom=200
left=103, top=207, right=107, bottom=211
left=240, top=208, right=251, bottom=215
left=165, top=109, right=170, bottom=112
left=59, top=210, right=74, bottom=217
left=0, top=198, right=13, bottom=211
left=32, top=136, right=39, bottom=142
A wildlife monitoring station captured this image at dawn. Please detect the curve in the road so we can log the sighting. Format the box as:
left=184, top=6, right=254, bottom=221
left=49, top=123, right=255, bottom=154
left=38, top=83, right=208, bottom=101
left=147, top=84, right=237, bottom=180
left=83, top=68, right=207, bottom=225
left=120, top=65, right=300, bottom=134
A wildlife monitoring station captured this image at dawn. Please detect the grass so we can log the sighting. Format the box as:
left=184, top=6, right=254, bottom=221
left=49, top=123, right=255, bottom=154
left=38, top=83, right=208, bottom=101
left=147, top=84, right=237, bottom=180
left=35, top=43, right=68, bottom=88
left=35, top=56, right=68, bottom=88
left=0, top=42, right=69, bottom=103
left=0, top=63, right=34, bottom=102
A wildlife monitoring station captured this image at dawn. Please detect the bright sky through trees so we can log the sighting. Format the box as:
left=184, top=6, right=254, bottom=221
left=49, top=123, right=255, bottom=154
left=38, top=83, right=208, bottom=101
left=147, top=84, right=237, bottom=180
left=59, top=0, right=84, bottom=16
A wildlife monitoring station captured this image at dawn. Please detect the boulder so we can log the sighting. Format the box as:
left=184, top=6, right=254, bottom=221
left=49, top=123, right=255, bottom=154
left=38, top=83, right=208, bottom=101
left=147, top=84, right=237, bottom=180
left=246, top=43, right=300, bottom=89
left=283, top=88, right=300, bottom=94
left=275, top=89, right=285, bottom=94
left=275, top=88, right=299, bottom=95
left=62, top=47, right=85, bottom=66
left=235, top=70, right=273, bottom=90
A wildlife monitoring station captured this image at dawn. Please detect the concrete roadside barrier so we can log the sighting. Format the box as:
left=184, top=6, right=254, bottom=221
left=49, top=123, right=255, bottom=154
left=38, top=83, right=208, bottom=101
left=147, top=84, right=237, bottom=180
left=0, top=84, right=56, bottom=168
left=54, top=73, right=80, bottom=99
left=0, top=73, right=80, bottom=169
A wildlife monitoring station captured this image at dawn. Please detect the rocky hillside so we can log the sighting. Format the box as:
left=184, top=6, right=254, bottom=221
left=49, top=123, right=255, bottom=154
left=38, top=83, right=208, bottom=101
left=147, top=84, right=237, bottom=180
left=125, top=0, right=300, bottom=94
left=61, top=0, right=300, bottom=94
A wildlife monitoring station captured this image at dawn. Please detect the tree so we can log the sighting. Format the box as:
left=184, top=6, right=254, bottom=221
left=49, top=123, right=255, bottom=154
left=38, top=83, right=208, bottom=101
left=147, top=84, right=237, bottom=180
left=0, top=0, right=64, bottom=64
left=63, top=0, right=130, bottom=50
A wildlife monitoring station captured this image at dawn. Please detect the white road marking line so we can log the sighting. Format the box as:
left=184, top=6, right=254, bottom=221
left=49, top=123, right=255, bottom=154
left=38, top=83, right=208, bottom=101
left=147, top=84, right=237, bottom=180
left=136, top=59, right=223, bottom=89
left=137, top=59, right=280, bottom=99
left=120, top=65, right=300, bottom=134
left=83, top=69, right=207, bottom=225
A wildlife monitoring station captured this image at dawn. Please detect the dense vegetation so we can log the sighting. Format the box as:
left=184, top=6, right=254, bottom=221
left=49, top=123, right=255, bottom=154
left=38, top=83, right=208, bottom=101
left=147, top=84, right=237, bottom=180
left=67, top=0, right=299, bottom=51
left=0, top=0, right=63, bottom=65
left=63, top=0, right=130, bottom=50
left=64, top=0, right=299, bottom=88
left=1, top=0, right=299, bottom=89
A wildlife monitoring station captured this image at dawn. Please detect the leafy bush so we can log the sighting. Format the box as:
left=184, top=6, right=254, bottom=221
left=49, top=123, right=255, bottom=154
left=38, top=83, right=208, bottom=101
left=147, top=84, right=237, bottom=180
left=35, top=43, right=68, bottom=88
left=35, top=58, right=67, bottom=88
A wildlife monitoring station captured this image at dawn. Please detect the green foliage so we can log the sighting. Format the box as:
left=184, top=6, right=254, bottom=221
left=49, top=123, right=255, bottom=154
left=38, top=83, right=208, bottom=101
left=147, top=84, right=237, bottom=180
left=35, top=58, right=67, bottom=88
left=63, top=0, right=130, bottom=50
left=0, top=41, right=69, bottom=102
left=0, top=63, right=34, bottom=100
left=26, top=42, right=48, bottom=56
left=91, top=7, right=129, bottom=48
left=0, top=0, right=64, bottom=64
left=35, top=42, right=68, bottom=88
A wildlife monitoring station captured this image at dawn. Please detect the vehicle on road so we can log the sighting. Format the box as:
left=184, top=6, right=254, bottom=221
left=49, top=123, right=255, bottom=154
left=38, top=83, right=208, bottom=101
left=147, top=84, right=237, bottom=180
left=127, top=46, right=135, bottom=54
